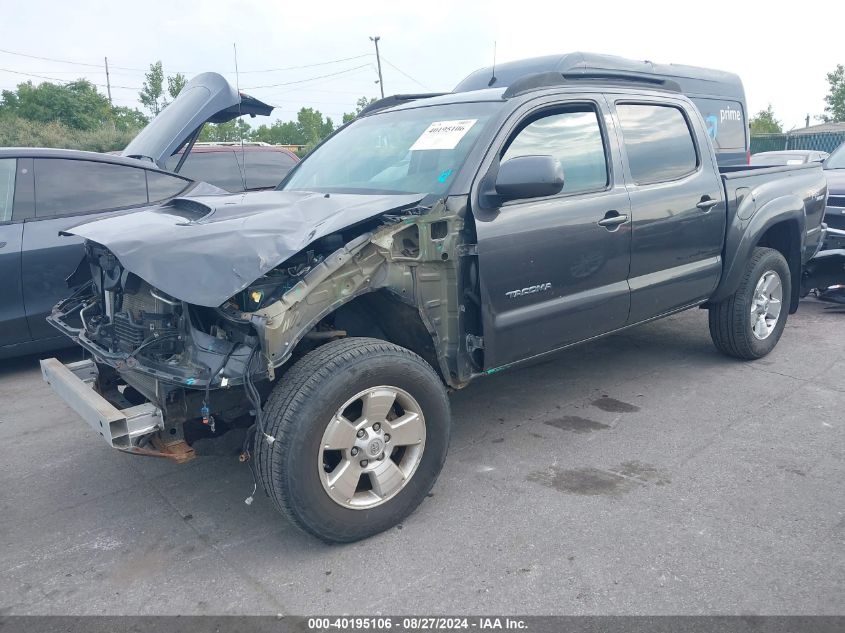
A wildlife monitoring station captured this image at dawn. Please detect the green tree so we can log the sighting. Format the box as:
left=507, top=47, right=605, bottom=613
left=250, top=108, right=335, bottom=147
left=168, top=73, right=187, bottom=100
left=0, top=115, right=141, bottom=152
left=139, top=62, right=188, bottom=116
left=822, top=64, right=845, bottom=123
left=342, top=96, right=378, bottom=124
left=0, top=79, right=112, bottom=130
left=139, top=61, right=166, bottom=116
left=296, top=107, right=334, bottom=145
left=111, top=106, right=148, bottom=132
left=199, top=118, right=252, bottom=142
left=251, top=120, right=304, bottom=145
left=750, top=104, right=782, bottom=135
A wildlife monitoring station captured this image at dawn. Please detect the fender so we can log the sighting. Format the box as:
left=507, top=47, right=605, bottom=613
left=709, top=194, right=806, bottom=310
left=249, top=203, right=466, bottom=388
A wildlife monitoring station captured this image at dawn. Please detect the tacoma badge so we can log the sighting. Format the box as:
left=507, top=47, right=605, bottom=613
left=505, top=283, right=552, bottom=299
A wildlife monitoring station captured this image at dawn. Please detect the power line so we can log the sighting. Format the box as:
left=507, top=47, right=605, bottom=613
left=259, top=66, right=383, bottom=97
left=242, top=64, right=374, bottom=89
left=380, top=56, right=430, bottom=90
left=237, top=54, right=373, bottom=74
left=0, top=47, right=177, bottom=73
left=0, top=47, right=113, bottom=69
left=258, top=97, right=369, bottom=106
left=0, top=67, right=139, bottom=90
left=0, top=46, right=374, bottom=75
left=0, top=62, right=379, bottom=95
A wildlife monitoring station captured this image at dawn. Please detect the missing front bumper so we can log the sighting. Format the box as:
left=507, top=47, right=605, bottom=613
left=40, top=358, right=168, bottom=452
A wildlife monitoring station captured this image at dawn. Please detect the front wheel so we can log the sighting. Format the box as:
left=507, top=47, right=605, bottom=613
left=708, top=247, right=791, bottom=360
left=255, top=337, right=451, bottom=543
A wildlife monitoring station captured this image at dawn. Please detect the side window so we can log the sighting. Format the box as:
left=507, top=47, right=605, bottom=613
left=0, top=158, right=15, bottom=222
left=616, top=104, right=698, bottom=184
left=34, top=159, right=148, bottom=217
left=502, top=107, right=608, bottom=195
left=167, top=150, right=244, bottom=192
left=146, top=170, right=191, bottom=203
left=240, top=151, right=298, bottom=190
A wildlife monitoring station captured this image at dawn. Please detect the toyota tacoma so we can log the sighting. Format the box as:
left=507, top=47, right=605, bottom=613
left=42, top=70, right=827, bottom=542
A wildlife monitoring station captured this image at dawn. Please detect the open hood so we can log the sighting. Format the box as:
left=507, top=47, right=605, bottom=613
left=121, top=72, right=273, bottom=169
left=66, top=190, right=424, bottom=307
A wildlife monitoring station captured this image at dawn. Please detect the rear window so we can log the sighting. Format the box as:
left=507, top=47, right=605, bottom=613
left=616, top=104, right=698, bottom=184
left=34, top=159, right=148, bottom=217
left=690, top=98, right=746, bottom=151
left=238, top=151, right=298, bottom=190
left=146, top=170, right=191, bottom=202
left=167, top=150, right=245, bottom=192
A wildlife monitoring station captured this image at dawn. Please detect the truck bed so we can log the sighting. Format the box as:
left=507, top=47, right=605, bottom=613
left=720, top=161, right=827, bottom=260
left=711, top=161, right=828, bottom=308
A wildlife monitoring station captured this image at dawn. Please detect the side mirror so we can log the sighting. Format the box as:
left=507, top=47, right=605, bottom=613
left=495, top=155, right=564, bottom=201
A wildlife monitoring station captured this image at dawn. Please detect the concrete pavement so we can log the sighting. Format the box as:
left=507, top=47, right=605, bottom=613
left=1, top=300, right=842, bottom=615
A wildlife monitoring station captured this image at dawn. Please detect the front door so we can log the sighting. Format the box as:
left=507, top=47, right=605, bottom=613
left=476, top=101, right=632, bottom=370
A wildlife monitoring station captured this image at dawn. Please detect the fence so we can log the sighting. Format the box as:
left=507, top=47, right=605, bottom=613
left=751, top=130, right=845, bottom=154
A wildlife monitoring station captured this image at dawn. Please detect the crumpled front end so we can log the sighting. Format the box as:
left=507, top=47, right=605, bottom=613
left=44, top=194, right=473, bottom=459
left=51, top=242, right=256, bottom=392
left=46, top=241, right=267, bottom=459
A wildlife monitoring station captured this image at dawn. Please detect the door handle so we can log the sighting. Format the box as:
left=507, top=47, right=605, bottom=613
left=697, top=197, right=719, bottom=212
left=597, top=211, right=629, bottom=229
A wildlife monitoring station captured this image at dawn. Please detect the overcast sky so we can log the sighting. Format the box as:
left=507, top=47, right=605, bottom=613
left=1, top=0, right=842, bottom=131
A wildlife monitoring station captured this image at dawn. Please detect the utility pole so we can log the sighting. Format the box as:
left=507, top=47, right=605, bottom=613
left=104, top=56, right=112, bottom=105
left=370, top=36, right=384, bottom=98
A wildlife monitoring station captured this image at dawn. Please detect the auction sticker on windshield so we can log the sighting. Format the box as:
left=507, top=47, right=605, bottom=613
left=410, top=119, right=478, bottom=151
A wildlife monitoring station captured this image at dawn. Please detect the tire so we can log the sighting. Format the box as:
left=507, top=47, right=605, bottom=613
left=708, top=247, right=791, bottom=360
left=254, top=337, right=450, bottom=543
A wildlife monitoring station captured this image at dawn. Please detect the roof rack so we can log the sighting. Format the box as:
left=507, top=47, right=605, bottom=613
left=358, top=93, right=449, bottom=116
left=502, top=71, right=681, bottom=99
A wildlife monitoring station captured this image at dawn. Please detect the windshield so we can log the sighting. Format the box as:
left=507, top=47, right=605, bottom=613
left=825, top=142, right=845, bottom=169
left=280, top=102, right=500, bottom=196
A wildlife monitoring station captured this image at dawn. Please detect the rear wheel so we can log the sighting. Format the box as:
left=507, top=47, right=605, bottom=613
left=708, top=247, right=791, bottom=360
left=255, top=337, right=450, bottom=542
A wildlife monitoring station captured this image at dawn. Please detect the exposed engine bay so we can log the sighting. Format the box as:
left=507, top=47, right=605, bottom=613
left=47, top=194, right=480, bottom=459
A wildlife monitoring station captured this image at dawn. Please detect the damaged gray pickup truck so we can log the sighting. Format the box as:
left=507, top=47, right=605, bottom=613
left=42, top=71, right=827, bottom=542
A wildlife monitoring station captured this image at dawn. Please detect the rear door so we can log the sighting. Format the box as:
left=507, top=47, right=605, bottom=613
left=0, top=157, right=30, bottom=347
left=22, top=158, right=190, bottom=340
left=475, top=96, right=632, bottom=369
left=611, top=98, right=725, bottom=323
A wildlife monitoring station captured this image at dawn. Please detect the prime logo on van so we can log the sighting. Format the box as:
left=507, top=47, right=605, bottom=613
left=720, top=107, right=743, bottom=123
